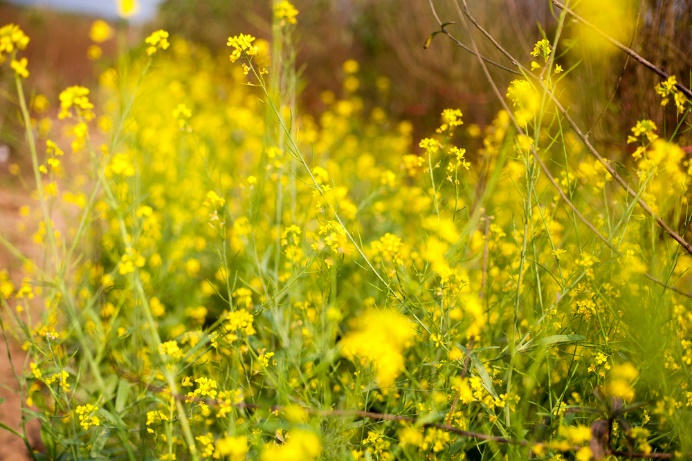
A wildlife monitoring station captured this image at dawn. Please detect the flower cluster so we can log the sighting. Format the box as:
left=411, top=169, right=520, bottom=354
left=145, top=29, right=170, bottom=56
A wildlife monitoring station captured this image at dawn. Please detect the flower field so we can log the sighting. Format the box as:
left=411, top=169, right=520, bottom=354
left=1, top=1, right=692, bottom=460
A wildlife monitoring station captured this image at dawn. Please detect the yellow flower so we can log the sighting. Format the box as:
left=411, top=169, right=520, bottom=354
left=274, top=0, right=299, bottom=26
left=145, top=30, right=170, bottom=56
left=530, top=38, right=551, bottom=61
left=89, top=20, right=114, bottom=43
left=603, top=362, right=639, bottom=401
left=343, top=59, right=359, bottom=74
left=45, top=370, right=70, bottom=391
left=576, top=446, right=593, bottom=461
left=75, top=404, right=100, bottom=430
left=340, top=309, right=415, bottom=387
left=117, top=0, right=139, bottom=18
left=398, top=426, right=423, bottom=448
left=558, top=424, right=592, bottom=444
left=172, top=103, right=192, bottom=129
left=119, top=248, right=145, bottom=275
left=227, top=34, right=259, bottom=63
left=58, top=86, right=94, bottom=120
left=159, top=340, right=183, bottom=360
left=11, top=57, right=28, bottom=78
left=0, top=24, right=29, bottom=62
left=260, top=429, right=321, bottom=461
left=655, top=76, right=689, bottom=114
left=226, top=309, right=256, bottom=338
left=216, top=435, right=249, bottom=461
left=506, top=79, right=540, bottom=126
left=145, top=410, right=169, bottom=433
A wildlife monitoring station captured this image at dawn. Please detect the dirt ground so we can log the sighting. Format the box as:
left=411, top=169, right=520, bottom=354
left=0, top=188, right=44, bottom=460
left=0, top=5, right=105, bottom=457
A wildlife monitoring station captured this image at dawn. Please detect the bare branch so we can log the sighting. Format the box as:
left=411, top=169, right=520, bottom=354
left=450, top=0, right=692, bottom=256
left=552, top=0, right=692, bottom=100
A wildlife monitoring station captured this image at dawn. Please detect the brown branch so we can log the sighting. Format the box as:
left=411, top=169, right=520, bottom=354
left=429, top=0, right=692, bottom=300
left=448, top=0, right=692, bottom=258
left=424, top=20, right=521, bottom=75
left=480, top=215, right=491, bottom=300
left=551, top=0, right=692, bottom=100
left=109, top=357, right=676, bottom=459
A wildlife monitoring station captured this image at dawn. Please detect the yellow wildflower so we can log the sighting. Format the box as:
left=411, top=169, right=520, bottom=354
left=274, top=1, right=299, bottom=26
left=58, top=86, right=94, bottom=120
left=145, top=30, right=170, bottom=56
left=216, top=435, right=249, bottom=461
left=340, top=309, right=415, bottom=387
left=227, top=34, right=259, bottom=63
left=11, top=57, right=28, bottom=78
left=89, top=20, right=114, bottom=43
left=75, top=404, right=100, bottom=430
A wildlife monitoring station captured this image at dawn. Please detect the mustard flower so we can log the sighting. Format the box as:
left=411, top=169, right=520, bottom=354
left=437, top=108, right=463, bottom=132
left=506, top=79, right=540, bottom=126
left=227, top=34, right=259, bottom=63
left=340, top=309, right=415, bottom=386
left=0, top=24, right=29, bottom=63
left=604, top=362, right=639, bottom=401
left=419, top=137, right=441, bottom=154
left=311, top=220, right=348, bottom=262
left=530, top=38, right=551, bottom=62
left=11, top=57, right=28, bottom=78
left=232, top=287, right=253, bottom=309
left=116, top=0, right=139, bottom=18
left=627, top=119, right=658, bottom=145
left=145, top=30, right=170, bottom=56
left=403, top=154, right=424, bottom=176
left=343, top=59, right=359, bottom=74
left=58, top=86, right=94, bottom=120
left=29, top=362, right=42, bottom=379
left=146, top=410, right=169, bottom=433
left=172, top=103, right=192, bottom=129
left=45, top=370, right=70, bottom=391
left=558, top=424, right=592, bottom=444
left=260, top=429, right=321, bottom=461
left=655, top=76, right=689, bottom=114
left=75, top=404, right=100, bottom=430
left=225, top=309, right=256, bottom=341
left=398, top=426, right=424, bottom=448
left=216, top=435, right=249, bottom=461
left=159, top=340, right=183, bottom=360
left=203, top=190, right=225, bottom=209
left=89, top=20, right=114, bottom=43
left=274, top=1, right=299, bottom=26
left=187, top=376, right=218, bottom=399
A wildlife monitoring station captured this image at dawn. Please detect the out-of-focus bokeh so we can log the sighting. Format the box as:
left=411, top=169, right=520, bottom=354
left=2, top=0, right=691, bottom=146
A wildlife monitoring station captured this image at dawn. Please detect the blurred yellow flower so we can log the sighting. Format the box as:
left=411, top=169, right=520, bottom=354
left=340, top=309, right=415, bottom=387
left=89, top=20, right=114, bottom=43
left=274, top=0, right=299, bottom=26
left=116, top=0, right=139, bottom=18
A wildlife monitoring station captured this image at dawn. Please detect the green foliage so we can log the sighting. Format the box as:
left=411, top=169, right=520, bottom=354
left=1, top=3, right=692, bottom=461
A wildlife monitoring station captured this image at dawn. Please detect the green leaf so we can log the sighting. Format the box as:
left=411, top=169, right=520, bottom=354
left=471, top=355, right=498, bottom=398
left=90, top=427, right=110, bottom=458
left=416, top=412, right=445, bottom=426
left=115, top=379, right=129, bottom=413
left=517, top=334, right=585, bottom=353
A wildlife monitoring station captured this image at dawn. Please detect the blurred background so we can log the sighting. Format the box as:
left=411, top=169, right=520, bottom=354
left=0, top=0, right=691, bottom=159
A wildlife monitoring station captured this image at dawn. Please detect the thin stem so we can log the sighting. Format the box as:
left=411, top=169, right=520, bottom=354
left=551, top=0, right=692, bottom=100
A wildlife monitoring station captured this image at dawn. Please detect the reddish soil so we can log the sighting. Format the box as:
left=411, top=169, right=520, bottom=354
left=0, top=5, right=106, bottom=457
left=0, top=188, right=43, bottom=460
